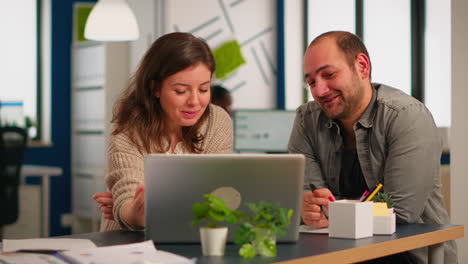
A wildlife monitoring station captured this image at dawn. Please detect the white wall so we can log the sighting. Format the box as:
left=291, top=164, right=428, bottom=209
left=128, top=0, right=156, bottom=73
left=425, top=0, right=452, bottom=127
left=284, top=0, right=305, bottom=110
left=450, top=0, right=468, bottom=262
left=130, top=0, right=277, bottom=110
left=41, top=0, right=51, bottom=143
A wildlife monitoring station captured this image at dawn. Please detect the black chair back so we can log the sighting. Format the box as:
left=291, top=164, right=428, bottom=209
left=0, top=126, right=27, bottom=226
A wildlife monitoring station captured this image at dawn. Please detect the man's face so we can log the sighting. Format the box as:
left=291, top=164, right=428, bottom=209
left=303, top=38, right=367, bottom=121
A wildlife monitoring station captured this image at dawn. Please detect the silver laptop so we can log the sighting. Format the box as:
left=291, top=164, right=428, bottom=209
left=144, top=154, right=305, bottom=243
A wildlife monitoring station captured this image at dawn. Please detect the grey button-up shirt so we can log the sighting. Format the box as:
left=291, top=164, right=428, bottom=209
left=289, top=83, right=457, bottom=263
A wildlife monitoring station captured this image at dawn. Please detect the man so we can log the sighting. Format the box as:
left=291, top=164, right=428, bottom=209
left=288, top=31, right=457, bottom=263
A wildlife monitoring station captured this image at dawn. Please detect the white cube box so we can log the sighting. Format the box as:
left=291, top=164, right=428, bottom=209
left=374, top=209, right=396, bottom=235
left=329, top=200, right=373, bottom=239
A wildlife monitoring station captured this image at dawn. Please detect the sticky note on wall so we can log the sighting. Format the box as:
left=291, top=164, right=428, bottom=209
left=213, top=40, right=246, bottom=79
left=75, top=5, right=93, bottom=42
left=373, top=202, right=389, bottom=216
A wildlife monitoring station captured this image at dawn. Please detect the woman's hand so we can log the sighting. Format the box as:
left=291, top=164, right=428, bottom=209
left=93, top=192, right=114, bottom=220
left=121, top=184, right=145, bottom=229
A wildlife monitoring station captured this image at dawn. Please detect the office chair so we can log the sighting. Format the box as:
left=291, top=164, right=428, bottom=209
left=0, top=126, right=27, bottom=237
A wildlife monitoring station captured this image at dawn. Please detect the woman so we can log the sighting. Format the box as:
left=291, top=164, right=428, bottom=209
left=94, top=32, right=233, bottom=231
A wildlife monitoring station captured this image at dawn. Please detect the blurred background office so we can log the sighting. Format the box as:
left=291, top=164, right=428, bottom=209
left=0, top=126, right=28, bottom=239
left=1, top=0, right=467, bottom=262
left=211, top=85, right=233, bottom=116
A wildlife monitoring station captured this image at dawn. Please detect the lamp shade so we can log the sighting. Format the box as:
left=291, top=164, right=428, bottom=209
left=84, top=0, right=139, bottom=41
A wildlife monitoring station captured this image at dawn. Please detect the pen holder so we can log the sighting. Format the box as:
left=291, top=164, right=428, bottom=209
left=373, top=208, right=396, bottom=235
left=328, top=200, right=373, bottom=239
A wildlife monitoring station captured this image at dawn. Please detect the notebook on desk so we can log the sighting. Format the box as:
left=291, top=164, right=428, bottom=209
left=144, top=153, right=305, bottom=243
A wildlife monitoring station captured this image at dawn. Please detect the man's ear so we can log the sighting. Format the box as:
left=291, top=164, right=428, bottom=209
left=355, top=53, right=371, bottom=79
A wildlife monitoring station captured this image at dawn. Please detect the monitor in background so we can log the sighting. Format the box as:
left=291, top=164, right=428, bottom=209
left=233, top=110, right=296, bottom=153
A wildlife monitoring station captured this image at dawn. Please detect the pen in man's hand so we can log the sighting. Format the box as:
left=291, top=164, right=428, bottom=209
left=309, top=183, right=329, bottom=220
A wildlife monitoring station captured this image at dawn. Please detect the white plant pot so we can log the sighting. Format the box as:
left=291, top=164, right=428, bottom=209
left=329, top=200, right=374, bottom=239
left=373, top=209, right=396, bottom=235
left=200, top=227, right=228, bottom=256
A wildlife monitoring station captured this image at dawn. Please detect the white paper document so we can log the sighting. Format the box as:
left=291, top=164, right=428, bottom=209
left=299, top=225, right=329, bottom=234
left=2, top=238, right=97, bottom=252
left=1, top=239, right=194, bottom=264
left=0, top=252, right=70, bottom=264
left=61, top=240, right=195, bottom=264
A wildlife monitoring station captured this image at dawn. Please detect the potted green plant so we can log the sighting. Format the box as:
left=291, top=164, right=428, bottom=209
left=234, top=201, right=293, bottom=258
left=191, top=194, right=243, bottom=256
left=373, top=192, right=395, bottom=211
left=372, top=192, right=396, bottom=235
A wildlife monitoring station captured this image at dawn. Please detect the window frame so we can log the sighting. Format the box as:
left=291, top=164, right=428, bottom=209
left=36, top=0, right=43, bottom=141
left=304, top=0, right=427, bottom=103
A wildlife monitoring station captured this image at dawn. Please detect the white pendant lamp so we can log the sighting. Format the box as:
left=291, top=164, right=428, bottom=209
left=84, top=0, right=139, bottom=41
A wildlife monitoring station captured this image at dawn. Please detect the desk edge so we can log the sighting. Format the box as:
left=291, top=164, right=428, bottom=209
left=275, top=225, right=464, bottom=264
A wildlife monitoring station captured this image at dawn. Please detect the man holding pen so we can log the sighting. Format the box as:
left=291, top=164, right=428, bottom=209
left=288, top=31, right=457, bottom=263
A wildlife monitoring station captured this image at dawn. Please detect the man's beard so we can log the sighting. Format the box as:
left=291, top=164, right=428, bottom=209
left=322, top=76, right=364, bottom=121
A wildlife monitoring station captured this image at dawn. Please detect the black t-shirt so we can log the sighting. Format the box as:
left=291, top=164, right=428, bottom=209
left=339, top=148, right=368, bottom=199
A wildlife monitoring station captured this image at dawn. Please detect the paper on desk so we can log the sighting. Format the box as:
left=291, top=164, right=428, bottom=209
left=61, top=240, right=195, bottom=264
left=2, top=238, right=96, bottom=253
left=0, top=252, right=69, bottom=264
left=299, top=225, right=329, bottom=234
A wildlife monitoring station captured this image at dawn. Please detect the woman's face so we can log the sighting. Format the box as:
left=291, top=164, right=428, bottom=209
left=157, top=63, right=211, bottom=130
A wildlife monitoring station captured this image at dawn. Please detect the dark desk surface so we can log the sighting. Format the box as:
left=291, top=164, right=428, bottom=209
left=61, top=224, right=463, bottom=264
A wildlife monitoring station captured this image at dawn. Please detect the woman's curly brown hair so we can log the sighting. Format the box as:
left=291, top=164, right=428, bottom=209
left=112, top=32, right=216, bottom=154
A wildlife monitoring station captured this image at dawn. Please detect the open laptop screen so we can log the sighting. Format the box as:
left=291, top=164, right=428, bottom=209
left=144, top=154, right=305, bottom=243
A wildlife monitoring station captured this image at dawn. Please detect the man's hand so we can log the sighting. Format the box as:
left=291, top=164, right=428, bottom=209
left=93, top=192, right=114, bottom=220
left=301, top=188, right=334, bottom=228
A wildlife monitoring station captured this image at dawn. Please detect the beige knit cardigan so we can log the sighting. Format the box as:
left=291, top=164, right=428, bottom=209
left=100, top=104, right=233, bottom=231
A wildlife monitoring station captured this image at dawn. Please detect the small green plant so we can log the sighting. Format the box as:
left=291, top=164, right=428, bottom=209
left=24, top=116, right=34, bottom=129
left=234, top=201, right=293, bottom=258
left=191, top=194, right=244, bottom=228
left=373, top=192, right=395, bottom=208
